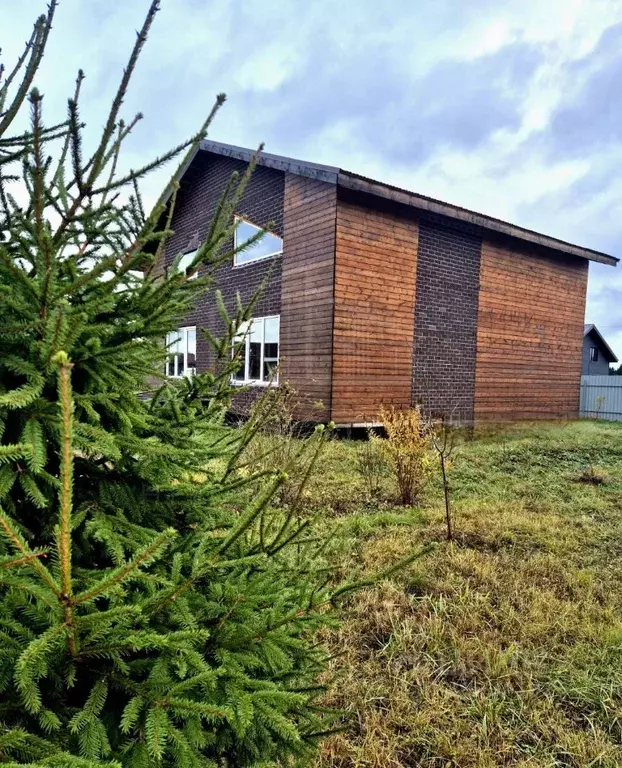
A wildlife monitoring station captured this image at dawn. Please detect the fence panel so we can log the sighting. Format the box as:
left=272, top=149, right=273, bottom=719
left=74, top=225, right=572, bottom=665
left=580, top=375, right=622, bottom=421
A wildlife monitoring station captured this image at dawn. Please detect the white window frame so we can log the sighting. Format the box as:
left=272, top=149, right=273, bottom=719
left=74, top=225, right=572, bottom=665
left=232, top=315, right=280, bottom=386
left=165, top=326, right=197, bottom=378
left=233, top=216, right=283, bottom=268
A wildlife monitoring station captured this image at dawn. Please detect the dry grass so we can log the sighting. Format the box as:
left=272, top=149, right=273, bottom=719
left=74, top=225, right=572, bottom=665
left=304, top=420, right=622, bottom=767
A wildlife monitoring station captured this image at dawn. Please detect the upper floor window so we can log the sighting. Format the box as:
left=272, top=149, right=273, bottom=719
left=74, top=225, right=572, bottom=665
left=166, top=326, right=196, bottom=378
left=174, top=249, right=198, bottom=279
left=234, top=217, right=282, bottom=267
left=232, top=315, right=280, bottom=385
left=590, top=346, right=599, bottom=363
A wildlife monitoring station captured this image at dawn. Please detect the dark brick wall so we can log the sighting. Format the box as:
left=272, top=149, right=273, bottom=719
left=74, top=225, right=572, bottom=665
left=412, top=216, right=482, bottom=422
left=164, top=152, right=284, bottom=413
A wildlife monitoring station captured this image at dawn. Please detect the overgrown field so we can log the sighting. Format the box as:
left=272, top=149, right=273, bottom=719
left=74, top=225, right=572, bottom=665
left=299, top=420, right=622, bottom=767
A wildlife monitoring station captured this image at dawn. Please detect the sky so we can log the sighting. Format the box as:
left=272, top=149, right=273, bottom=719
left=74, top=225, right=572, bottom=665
left=3, top=0, right=622, bottom=359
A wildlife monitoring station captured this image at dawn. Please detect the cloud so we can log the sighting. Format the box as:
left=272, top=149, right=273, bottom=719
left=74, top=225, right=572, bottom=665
left=547, top=22, right=622, bottom=157
left=227, top=39, right=543, bottom=167
left=3, top=0, right=622, bottom=357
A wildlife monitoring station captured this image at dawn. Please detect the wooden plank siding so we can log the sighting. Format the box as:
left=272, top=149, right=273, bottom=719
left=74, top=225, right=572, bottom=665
left=331, top=199, right=419, bottom=423
left=474, top=238, right=588, bottom=421
left=280, top=174, right=337, bottom=420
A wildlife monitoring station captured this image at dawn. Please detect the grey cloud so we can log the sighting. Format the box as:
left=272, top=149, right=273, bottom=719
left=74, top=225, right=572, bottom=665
left=18, top=1, right=543, bottom=178
left=515, top=154, right=622, bottom=256
left=226, top=38, right=543, bottom=165
left=547, top=22, right=622, bottom=157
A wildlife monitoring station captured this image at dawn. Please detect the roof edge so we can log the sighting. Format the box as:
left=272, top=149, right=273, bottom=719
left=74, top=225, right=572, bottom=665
left=338, top=171, right=618, bottom=267
left=198, top=140, right=617, bottom=267
left=199, top=140, right=339, bottom=184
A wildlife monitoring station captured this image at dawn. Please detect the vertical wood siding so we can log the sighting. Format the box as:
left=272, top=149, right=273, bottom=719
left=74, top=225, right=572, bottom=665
left=331, top=198, right=418, bottom=423
left=474, top=238, right=588, bottom=421
left=280, top=174, right=337, bottom=420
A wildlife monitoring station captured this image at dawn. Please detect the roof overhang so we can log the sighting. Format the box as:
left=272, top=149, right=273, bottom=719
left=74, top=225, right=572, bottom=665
left=193, top=141, right=618, bottom=267
left=338, top=171, right=618, bottom=267
left=200, top=140, right=339, bottom=184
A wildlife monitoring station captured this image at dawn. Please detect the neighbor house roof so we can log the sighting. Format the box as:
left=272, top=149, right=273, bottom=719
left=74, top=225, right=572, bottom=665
left=168, top=139, right=618, bottom=267
left=584, top=324, right=618, bottom=363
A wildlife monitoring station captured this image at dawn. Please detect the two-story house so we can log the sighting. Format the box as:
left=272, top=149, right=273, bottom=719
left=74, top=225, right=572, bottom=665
left=161, top=140, right=617, bottom=425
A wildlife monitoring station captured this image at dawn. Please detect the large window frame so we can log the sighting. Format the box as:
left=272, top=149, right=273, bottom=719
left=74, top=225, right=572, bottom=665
left=232, top=315, right=280, bottom=386
left=233, top=216, right=283, bottom=268
left=165, top=326, right=197, bottom=378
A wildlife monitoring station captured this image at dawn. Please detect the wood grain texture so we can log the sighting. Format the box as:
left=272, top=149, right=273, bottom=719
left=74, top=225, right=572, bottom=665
left=331, top=198, right=418, bottom=423
left=280, top=174, right=337, bottom=420
left=474, top=238, right=588, bottom=421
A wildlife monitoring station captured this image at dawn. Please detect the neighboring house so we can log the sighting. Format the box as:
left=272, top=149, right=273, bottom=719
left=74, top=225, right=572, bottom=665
left=582, top=324, right=618, bottom=375
left=161, top=140, right=618, bottom=425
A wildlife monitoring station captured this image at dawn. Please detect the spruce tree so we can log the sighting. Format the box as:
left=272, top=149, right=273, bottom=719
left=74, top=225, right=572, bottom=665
left=0, top=4, right=429, bottom=766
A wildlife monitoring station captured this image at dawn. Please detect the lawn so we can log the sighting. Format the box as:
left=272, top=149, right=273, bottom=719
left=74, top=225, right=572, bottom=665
left=295, top=420, right=622, bottom=767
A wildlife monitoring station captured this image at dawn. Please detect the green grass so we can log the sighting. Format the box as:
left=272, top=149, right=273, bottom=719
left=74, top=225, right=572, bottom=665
left=300, top=420, right=622, bottom=767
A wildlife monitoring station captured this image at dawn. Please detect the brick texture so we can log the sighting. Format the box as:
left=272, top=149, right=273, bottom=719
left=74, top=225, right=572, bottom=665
left=165, top=152, right=284, bottom=413
left=412, top=217, right=482, bottom=422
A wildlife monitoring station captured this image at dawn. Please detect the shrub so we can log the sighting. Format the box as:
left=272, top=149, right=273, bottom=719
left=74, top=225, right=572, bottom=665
left=379, top=406, right=434, bottom=506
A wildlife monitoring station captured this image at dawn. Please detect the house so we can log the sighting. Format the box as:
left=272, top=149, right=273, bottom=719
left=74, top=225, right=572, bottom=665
left=161, top=140, right=618, bottom=424
left=582, top=324, right=618, bottom=375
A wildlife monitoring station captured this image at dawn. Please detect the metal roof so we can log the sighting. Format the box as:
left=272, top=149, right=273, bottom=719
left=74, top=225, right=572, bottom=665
left=192, top=140, right=618, bottom=267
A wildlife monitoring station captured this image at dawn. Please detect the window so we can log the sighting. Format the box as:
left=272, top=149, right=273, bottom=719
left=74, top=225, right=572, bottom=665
left=232, top=315, right=280, bottom=385
left=174, top=249, right=198, bottom=279
left=590, top=346, right=599, bottom=363
left=234, top=217, right=283, bottom=267
left=166, top=326, right=196, bottom=378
